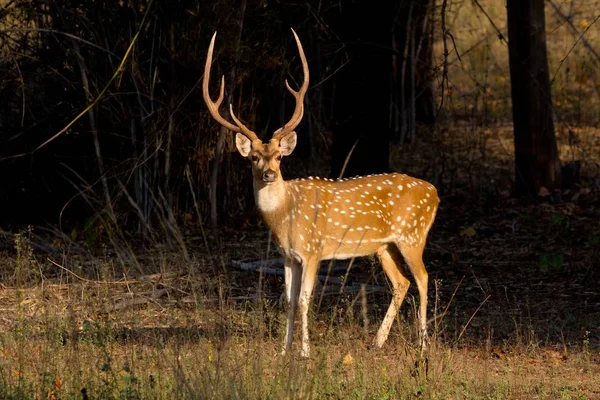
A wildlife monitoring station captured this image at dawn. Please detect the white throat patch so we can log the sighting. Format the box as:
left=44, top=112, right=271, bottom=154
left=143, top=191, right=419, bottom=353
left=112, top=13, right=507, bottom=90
left=255, top=182, right=287, bottom=213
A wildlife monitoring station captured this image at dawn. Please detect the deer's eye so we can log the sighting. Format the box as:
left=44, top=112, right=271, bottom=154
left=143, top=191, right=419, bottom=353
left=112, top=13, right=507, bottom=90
left=250, top=154, right=259, bottom=162
left=275, top=154, right=282, bottom=162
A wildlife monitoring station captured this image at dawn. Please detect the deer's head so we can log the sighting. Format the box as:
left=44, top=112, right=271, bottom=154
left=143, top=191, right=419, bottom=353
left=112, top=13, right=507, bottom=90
left=203, top=29, right=309, bottom=185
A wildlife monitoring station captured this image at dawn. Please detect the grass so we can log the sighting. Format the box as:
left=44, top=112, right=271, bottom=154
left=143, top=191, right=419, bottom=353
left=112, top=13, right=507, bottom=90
left=0, top=122, right=598, bottom=398
left=0, top=288, right=597, bottom=400
left=0, top=242, right=598, bottom=399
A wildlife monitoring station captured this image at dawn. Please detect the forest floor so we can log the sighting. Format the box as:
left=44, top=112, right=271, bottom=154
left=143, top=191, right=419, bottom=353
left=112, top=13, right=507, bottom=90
left=0, top=125, right=599, bottom=399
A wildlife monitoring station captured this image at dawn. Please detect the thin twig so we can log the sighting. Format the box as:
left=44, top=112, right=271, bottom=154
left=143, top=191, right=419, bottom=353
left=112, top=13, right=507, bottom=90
left=456, top=294, right=491, bottom=344
left=0, top=0, right=154, bottom=160
left=438, top=0, right=450, bottom=115
left=11, top=56, right=25, bottom=127
left=47, top=258, right=135, bottom=285
left=432, top=273, right=466, bottom=325
left=472, top=0, right=507, bottom=43
left=0, top=27, right=117, bottom=56
left=548, top=2, right=600, bottom=83
left=337, top=139, right=359, bottom=179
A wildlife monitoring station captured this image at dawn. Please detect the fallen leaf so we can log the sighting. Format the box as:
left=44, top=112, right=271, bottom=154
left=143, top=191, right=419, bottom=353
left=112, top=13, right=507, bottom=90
left=491, top=347, right=505, bottom=359
left=460, top=226, right=476, bottom=237
left=543, top=349, right=566, bottom=364
left=342, top=353, right=353, bottom=366
left=54, top=376, right=64, bottom=390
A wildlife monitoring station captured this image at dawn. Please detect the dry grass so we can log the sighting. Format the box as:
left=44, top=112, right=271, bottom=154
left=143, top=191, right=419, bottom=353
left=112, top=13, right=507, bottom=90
left=0, top=273, right=598, bottom=400
left=0, top=191, right=599, bottom=400
left=0, top=123, right=599, bottom=399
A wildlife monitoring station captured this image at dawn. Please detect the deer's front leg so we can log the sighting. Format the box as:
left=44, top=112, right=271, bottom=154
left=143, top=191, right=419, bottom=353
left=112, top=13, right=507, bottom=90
left=298, top=258, right=319, bottom=358
left=282, top=258, right=301, bottom=355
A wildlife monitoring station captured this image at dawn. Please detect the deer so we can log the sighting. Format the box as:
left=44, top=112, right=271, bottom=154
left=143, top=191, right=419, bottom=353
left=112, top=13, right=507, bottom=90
left=203, top=29, right=439, bottom=358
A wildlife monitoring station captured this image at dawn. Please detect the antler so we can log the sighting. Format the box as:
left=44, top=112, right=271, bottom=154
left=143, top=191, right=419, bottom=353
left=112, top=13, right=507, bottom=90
left=203, top=32, right=259, bottom=142
left=272, top=28, right=310, bottom=140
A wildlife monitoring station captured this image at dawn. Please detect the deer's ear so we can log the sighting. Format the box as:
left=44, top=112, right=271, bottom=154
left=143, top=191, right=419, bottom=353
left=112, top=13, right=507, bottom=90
left=235, top=133, right=252, bottom=157
left=279, top=131, right=297, bottom=156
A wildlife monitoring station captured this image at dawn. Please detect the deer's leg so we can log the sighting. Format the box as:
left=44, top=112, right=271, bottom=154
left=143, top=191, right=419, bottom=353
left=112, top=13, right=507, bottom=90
left=282, top=258, right=302, bottom=355
left=284, top=257, right=292, bottom=303
left=399, top=242, right=429, bottom=350
left=298, top=257, right=319, bottom=358
left=374, top=244, right=411, bottom=348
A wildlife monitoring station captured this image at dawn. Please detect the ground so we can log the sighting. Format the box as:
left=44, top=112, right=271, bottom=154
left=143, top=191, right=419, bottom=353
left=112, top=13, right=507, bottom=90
left=0, top=126, right=598, bottom=399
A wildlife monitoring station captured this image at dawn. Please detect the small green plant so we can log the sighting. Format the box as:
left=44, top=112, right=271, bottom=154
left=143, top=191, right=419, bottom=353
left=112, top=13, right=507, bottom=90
left=582, top=330, right=590, bottom=357
left=538, top=252, right=565, bottom=273
left=550, top=214, right=567, bottom=227
left=14, top=226, right=38, bottom=285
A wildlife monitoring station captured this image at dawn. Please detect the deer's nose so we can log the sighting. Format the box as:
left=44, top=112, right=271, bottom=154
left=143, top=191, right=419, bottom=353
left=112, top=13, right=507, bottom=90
left=262, top=169, right=277, bottom=183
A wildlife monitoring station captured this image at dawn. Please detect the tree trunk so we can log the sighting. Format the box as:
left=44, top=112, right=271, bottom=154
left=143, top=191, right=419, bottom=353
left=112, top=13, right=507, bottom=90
left=330, top=1, right=394, bottom=178
left=507, top=0, right=561, bottom=195
left=391, top=0, right=435, bottom=143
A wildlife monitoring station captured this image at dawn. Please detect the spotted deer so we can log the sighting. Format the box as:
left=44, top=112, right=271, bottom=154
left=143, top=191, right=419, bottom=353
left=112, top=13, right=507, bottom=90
left=203, top=29, right=439, bottom=358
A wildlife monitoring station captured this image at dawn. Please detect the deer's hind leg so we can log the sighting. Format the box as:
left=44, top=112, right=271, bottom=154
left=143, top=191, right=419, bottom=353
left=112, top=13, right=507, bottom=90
left=397, top=241, right=429, bottom=350
left=373, top=243, right=411, bottom=348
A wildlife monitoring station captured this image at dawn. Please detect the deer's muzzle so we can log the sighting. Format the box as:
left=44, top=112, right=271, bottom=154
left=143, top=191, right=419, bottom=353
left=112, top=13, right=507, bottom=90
left=262, top=169, right=277, bottom=183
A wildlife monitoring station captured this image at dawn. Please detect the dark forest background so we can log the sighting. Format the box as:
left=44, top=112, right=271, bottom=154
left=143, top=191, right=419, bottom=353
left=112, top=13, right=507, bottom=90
left=0, top=0, right=598, bottom=241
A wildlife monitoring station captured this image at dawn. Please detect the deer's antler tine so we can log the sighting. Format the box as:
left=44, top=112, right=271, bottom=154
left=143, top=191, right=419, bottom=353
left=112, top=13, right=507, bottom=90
left=229, top=104, right=260, bottom=142
left=273, top=28, right=310, bottom=140
left=203, top=32, right=259, bottom=141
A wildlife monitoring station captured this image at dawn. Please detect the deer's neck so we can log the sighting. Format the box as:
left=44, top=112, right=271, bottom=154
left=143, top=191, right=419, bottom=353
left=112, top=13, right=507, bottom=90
left=254, top=178, right=291, bottom=218
left=253, top=178, right=295, bottom=252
